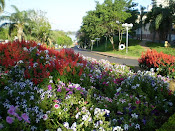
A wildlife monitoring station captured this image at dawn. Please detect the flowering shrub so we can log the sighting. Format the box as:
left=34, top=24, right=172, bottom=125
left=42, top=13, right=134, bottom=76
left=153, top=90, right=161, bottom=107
left=138, top=49, right=175, bottom=78
left=0, top=41, right=175, bottom=130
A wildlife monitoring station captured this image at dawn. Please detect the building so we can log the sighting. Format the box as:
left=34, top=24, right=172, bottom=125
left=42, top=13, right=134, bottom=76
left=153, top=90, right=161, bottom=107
left=135, top=0, right=175, bottom=43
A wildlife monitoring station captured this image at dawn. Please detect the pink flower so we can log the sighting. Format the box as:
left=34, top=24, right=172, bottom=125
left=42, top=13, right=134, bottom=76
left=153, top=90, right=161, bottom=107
left=136, top=100, right=141, bottom=104
left=48, top=85, right=52, bottom=90
left=6, top=116, right=14, bottom=124
left=54, top=104, right=60, bottom=109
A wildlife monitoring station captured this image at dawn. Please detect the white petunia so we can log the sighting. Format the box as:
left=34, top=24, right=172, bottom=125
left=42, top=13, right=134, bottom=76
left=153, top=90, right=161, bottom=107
left=135, top=124, right=140, bottom=130
left=131, top=113, right=138, bottom=119
left=63, top=122, right=69, bottom=129
left=124, top=124, right=129, bottom=130
left=57, top=128, right=62, bottom=131
left=113, top=126, right=123, bottom=131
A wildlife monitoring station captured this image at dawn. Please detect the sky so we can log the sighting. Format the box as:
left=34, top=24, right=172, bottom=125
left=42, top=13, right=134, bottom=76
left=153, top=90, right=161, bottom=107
left=2, top=0, right=152, bottom=32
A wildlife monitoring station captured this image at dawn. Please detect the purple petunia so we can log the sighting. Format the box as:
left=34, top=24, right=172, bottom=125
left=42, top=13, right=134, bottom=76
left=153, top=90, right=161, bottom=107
left=6, top=116, right=14, bottom=124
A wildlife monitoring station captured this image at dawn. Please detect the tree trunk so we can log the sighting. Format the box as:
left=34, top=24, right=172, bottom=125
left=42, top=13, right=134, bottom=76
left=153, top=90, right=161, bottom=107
left=17, top=26, right=23, bottom=42
left=109, top=36, right=115, bottom=50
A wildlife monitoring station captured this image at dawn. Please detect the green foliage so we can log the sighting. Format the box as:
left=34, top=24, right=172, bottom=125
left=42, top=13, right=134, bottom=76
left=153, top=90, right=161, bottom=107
left=79, top=0, right=132, bottom=50
left=25, top=10, right=51, bottom=43
left=0, top=0, right=5, bottom=13
left=157, top=113, right=175, bottom=131
left=146, top=41, right=175, bottom=56
left=144, top=2, right=175, bottom=41
left=0, top=27, right=8, bottom=40
left=51, top=30, right=73, bottom=47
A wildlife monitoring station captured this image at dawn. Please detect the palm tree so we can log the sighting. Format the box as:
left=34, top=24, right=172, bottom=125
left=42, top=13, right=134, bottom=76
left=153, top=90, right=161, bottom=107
left=0, top=0, right=5, bottom=13
left=0, top=5, right=30, bottom=41
left=144, top=5, right=173, bottom=42
left=140, top=6, right=146, bottom=41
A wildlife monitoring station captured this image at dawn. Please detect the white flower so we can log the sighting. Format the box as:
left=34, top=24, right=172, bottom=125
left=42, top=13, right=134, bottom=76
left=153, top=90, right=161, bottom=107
left=36, top=118, right=40, bottom=123
left=113, top=126, right=123, bottom=131
left=23, top=47, right=28, bottom=51
left=31, top=126, right=37, bottom=131
left=131, top=113, right=138, bottom=119
left=44, top=50, right=49, bottom=54
left=131, top=86, right=137, bottom=89
left=49, top=79, right=53, bottom=83
left=124, top=124, right=129, bottom=130
left=30, top=95, right=34, bottom=100
left=70, top=122, right=77, bottom=131
left=135, top=124, right=140, bottom=130
left=63, top=122, right=69, bottom=129
left=57, top=128, right=62, bottom=131
left=33, top=62, right=38, bottom=68
left=99, top=127, right=105, bottom=131
left=82, top=114, right=89, bottom=121
left=75, top=112, right=81, bottom=119
left=43, top=114, right=48, bottom=121
left=94, top=108, right=101, bottom=115
left=168, top=102, right=173, bottom=106
left=116, top=87, right=122, bottom=92
left=17, top=60, right=24, bottom=64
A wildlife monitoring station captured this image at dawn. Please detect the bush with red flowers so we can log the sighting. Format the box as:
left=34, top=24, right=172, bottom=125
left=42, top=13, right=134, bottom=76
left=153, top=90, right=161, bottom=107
left=0, top=40, right=87, bottom=85
left=138, top=49, right=175, bottom=78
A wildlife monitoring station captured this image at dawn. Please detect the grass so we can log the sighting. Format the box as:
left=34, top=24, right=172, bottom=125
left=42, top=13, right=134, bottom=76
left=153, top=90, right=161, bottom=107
left=93, top=37, right=144, bottom=58
left=146, top=41, right=175, bottom=56
left=92, top=36, right=175, bottom=57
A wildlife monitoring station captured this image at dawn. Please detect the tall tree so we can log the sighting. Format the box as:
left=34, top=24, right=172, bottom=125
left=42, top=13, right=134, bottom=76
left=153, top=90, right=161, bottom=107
left=0, top=5, right=30, bottom=41
left=0, top=0, right=5, bottom=13
left=24, top=10, right=51, bottom=44
left=140, top=6, right=146, bottom=40
left=80, top=0, right=131, bottom=50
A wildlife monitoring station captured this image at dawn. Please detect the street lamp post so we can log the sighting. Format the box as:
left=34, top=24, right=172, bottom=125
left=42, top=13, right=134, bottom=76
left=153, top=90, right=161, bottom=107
left=95, top=38, right=100, bottom=47
left=91, top=40, right=95, bottom=51
left=104, top=35, right=107, bottom=51
left=122, top=23, right=133, bottom=54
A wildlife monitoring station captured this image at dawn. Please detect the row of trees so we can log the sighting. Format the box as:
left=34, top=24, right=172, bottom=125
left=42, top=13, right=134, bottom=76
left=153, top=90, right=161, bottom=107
left=0, top=2, right=72, bottom=47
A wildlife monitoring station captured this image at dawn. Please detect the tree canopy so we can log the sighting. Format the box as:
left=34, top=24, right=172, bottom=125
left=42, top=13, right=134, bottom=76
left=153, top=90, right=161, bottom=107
left=0, top=0, right=5, bottom=13
left=79, top=0, right=132, bottom=50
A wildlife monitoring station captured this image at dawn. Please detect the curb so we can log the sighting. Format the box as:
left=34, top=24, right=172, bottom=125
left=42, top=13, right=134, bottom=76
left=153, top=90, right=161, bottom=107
left=79, top=48, right=139, bottom=60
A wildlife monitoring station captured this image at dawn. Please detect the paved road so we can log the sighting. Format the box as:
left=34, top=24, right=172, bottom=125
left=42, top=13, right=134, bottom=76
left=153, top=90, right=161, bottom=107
left=71, top=46, right=139, bottom=67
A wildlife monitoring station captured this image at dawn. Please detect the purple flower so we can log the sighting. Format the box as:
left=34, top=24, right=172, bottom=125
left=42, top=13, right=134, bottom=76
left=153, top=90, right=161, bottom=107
left=6, top=116, right=14, bottom=124
left=21, top=113, right=30, bottom=123
left=76, top=87, right=81, bottom=90
left=66, top=88, right=70, bottom=91
left=67, top=91, right=73, bottom=95
left=48, top=85, right=52, bottom=90
left=57, top=88, right=61, bottom=92
left=8, top=106, right=16, bottom=115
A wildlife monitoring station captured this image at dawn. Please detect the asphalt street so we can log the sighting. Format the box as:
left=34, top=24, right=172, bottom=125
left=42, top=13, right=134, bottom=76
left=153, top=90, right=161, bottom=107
left=71, top=46, right=139, bottom=67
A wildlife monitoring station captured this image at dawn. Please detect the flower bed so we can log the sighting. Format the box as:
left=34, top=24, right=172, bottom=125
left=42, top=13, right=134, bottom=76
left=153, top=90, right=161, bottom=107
left=0, top=41, right=175, bottom=130
left=138, top=49, right=175, bottom=78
